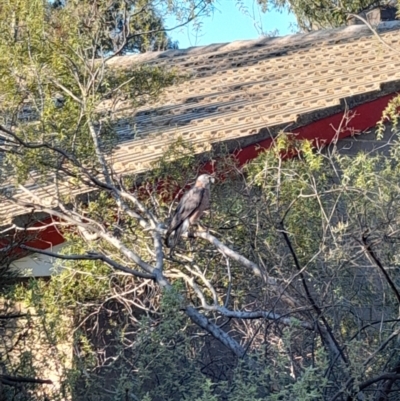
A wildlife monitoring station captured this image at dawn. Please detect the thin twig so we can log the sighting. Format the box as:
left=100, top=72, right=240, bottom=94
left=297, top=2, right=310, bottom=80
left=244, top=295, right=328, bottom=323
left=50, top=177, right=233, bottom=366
left=360, top=233, right=400, bottom=306
left=20, top=245, right=155, bottom=279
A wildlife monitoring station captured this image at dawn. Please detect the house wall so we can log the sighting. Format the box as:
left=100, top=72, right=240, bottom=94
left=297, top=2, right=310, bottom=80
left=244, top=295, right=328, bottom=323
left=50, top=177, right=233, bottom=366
left=10, top=243, right=67, bottom=277
left=333, top=123, right=397, bottom=157
left=0, top=299, right=73, bottom=400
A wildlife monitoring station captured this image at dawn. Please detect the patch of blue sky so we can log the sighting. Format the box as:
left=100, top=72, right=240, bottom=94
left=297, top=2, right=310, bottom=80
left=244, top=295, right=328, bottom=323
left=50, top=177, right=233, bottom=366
left=165, top=0, right=297, bottom=49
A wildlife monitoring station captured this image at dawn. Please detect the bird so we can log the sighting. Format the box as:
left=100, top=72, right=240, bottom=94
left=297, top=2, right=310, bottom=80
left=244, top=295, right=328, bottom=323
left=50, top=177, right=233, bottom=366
left=165, top=174, right=215, bottom=248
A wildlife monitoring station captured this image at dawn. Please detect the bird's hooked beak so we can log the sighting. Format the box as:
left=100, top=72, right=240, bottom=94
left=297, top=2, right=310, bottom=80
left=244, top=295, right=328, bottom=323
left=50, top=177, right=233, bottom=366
left=209, top=176, right=216, bottom=184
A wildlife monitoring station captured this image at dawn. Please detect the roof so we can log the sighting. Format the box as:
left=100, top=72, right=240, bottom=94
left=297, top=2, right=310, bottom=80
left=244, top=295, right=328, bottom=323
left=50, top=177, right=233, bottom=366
left=2, top=21, right=400, bottom=224
left=107, top=20, right=400, bottom=171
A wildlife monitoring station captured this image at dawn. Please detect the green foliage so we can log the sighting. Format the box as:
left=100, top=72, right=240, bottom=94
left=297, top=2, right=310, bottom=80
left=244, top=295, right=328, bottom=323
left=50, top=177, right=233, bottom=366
left=52, top=0, right=179, bottom=54
left=148, top=136, right=199, bottom=190
left=0, top=0, right=181, bottom=185
left=2, top=1, right=400, bottom=400
left=259, top=0, right=395, bottom=31
left=377, top=94, right=400, bottom=138
left=246, top=134, right=327, bottom=267
left=5, top=129, right=400, bottom=399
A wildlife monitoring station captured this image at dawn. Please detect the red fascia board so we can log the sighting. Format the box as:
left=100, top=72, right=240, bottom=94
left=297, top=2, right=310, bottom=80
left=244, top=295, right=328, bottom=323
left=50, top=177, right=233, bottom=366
left=24, top=218, right=65, bottom=249
left=0, top=217, right=65, bottom=258
left=5, top=92, right=399, bottom=253
left=231, top=93, right=398, bottom=167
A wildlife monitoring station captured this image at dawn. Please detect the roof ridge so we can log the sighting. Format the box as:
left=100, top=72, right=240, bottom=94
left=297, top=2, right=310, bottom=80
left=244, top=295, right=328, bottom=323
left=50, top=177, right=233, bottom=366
left=107, top=21, right=400, bottom=68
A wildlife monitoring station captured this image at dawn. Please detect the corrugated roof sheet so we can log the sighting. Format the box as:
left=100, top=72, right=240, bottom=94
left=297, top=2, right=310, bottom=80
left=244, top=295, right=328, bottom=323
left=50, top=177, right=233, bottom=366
left=2, top=21, right=400, bottom=223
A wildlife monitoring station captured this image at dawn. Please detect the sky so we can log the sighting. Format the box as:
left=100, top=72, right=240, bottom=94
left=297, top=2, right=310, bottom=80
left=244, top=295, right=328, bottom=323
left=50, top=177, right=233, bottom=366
left=166, top=0, right=297, bottom=49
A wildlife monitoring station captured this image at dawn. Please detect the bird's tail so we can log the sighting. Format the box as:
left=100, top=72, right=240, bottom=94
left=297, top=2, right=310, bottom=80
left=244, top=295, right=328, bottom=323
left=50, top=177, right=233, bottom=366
left=164, top=228, right=173, bottom=248
left=165, top=220, right=190, bottom=248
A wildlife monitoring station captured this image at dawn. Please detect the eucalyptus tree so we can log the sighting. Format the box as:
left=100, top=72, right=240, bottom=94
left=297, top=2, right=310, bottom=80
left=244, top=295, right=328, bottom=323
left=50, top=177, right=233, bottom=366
left=258, top=0, right=399, bottom=31
left=50, top=0, right=180, bottom=53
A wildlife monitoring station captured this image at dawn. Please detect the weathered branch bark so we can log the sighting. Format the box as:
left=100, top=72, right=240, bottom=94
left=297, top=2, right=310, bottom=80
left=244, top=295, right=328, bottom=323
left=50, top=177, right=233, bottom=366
left=184, top=305, right=246, bottom=358
left=168, top=267, right=314, bottom=330
left=150, top=265, right=247, bottom=357
left=87, top=119, right=112, bottom=185
left=194, top=231, right=266, bottom=280
left=98, top=231, right=155, bottom=274
left=152, top=229, right=164, bottom=271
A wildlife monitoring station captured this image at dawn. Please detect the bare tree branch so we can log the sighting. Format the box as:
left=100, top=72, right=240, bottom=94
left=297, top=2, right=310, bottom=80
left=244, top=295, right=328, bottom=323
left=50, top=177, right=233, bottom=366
left=194, top=230, right=266, bottom=280
left=206, top=306, right=314, bottom=330
left=184, top=305, right=246, bottom=358
left=279, top=220, right=348, bottom=365
left=0, top=374, right=52, bottom=386
left=0, top=313, right=27, bottom=320
left=20, top=245, right=155, bottom=279
left=361, top=233, right=400, bottom=306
